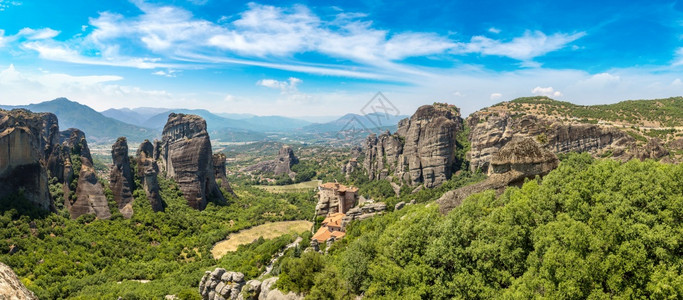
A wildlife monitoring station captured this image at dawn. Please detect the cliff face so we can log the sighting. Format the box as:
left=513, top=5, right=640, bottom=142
left=438, top=137, right=559, bottom=214
left=0, top=262, right=37, bottom=300
left=136, top=140, right=164, bottom=212
left=467, top=111, right=668, bottom=172
left=110, top=137, right=134, bottom=218
left=157, top=113, right=224, bottom=210
left=0, top=109, right=58, bottom=211
left=212, top=153, right=235, bottom=196
left=61, top=129, right=111, bottom=219
left=240, top=145, right=299, bottom=178
left=363, top=103, right=464, bottom=188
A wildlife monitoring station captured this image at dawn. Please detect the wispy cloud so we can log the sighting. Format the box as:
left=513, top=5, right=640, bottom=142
left=0, top=0, right=21, bottom=11
left=454, top=30, right=586, bottom=61
left=8, top=1, right=584, bottom=81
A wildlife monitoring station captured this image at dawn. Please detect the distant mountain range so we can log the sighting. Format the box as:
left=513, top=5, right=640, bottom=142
left=1, top=98, right=409, bottom=144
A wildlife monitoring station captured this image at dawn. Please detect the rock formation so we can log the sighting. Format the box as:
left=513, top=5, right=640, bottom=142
left=61, top=129, right=111, bottom=219
left=199, top=268, right=301, bottom=300
left=240, top=145, right=299, bottom=178
left=157, top=113, right=224, bottom=210
left=110, top=137, right=134, bottom=218
left=0, top=262, right=37, bottom=300
left=438, top=137, right=559, bottom=214
left=363, top=103, right=464, bottom=188
left=466, top=110, right=667, bottom=172
left=341, top=202, right=386, bottom=228
left=0, top=109, right=59, bottom=211
left=136, top=140, right=164, bottom=212
left=212, top=153, right=236, bottom=196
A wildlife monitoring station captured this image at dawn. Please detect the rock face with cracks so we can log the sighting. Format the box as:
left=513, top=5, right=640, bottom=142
left=0, top=262, right=37, bottom=300
left=199, top=268, right=302, bottom=300
left=363, top=103, right=464, bottom=188
left=213, top=152, right=236, bottom=197
left=136, top=140, right=165, bottom=212
left=110, top=137, right=135, bottom=218
left=0, top=109, right=58, bottom=211
left=438, top=137, right=559, bottom=214
left=61, top=128, right=111, bottom=219
left=240, top=145, right=299, bottom=179
left=157, top=113, right=224, bottom=210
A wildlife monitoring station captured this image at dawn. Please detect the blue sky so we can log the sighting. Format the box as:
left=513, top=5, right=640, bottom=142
left=0, top=0, right=682, bottom=117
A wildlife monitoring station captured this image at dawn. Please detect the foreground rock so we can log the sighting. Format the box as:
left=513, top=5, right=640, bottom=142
left=438, top=137, right=559, bottom=214
left=0, top=109, right=59, bottom=210
left=110, top=137, right=135, bottom=218
left=364, top=103, right=464, bottom=188
left=467, top=109, right=668, bottom=172
left=212, top=153, right=236, bottom=197
left=61, top=129, right=111, bottom=219
left=157, top=113, right=224, bottom=210
left=199, top=268, right=301, bottom=300
left=0, top=262, right=37, bottom=300
left=241, top=145, right=299, bottom=178
left=136, top=140, right=164, bottom=212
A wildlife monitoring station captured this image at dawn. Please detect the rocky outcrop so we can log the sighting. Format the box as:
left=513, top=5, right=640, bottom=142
left=212, top=153, right=236, bottom=197
left=61, top=129, right=111, bottom=219
left=157, top=113, right=224, bottom=210
left=0, top=109, right=59, bottom=211
left=363, top=103, right=464, bottom=188
left=341, top=202, right=386, bottom=228
left=110, top=137, right=134, bottom=218
left=438, top=137, right=559, bottom=214
left=136, top=140, right=164, bottom=212
left=240, top=145, right=299, bottom=178
left=0, top=262, right=37, bottom=300
left=466, top=111, right=667, bottom=172
left=199, top=268, right=301, bottom=300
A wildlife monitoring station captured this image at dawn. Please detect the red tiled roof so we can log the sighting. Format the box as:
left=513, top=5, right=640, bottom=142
left=319, top=182, right=358, bottom=193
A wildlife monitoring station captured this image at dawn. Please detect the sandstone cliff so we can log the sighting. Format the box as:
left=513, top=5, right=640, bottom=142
left=61, top=129, right=111, bottom=219
left=363, top=103, right=464, bottom=188
left=212, top=153, right=236, bottom=197
left=0, top=262, right=37, bottom=300
left=467, top=107, right=669, bottom=173
left=157, top=113, right=224, bottom=210
left=0, top=109, right=58, bottom=211
left=240, top=145, right=299, bottom=178
left=136, top=140, right=165, bottom=212
left=110, top=137, right=135, bottom=218
left=438, top=137, right=559, bottom=214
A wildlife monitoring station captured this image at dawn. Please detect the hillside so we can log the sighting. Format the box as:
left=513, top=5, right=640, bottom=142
left=0, top=98, right=156, bottom=144
left=303, top=112, right=408, bottom=133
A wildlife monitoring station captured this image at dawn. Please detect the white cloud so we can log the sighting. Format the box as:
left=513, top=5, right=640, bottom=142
left=490, top=93, right=502, bottom=100
left=17, top=28, right=60, bottom=40
left=488, top=27, right=501, bottom=34
left=531, top=86, right=562, bottom=97
left=152, top=69, right=178, bottom=77
left=0, top=0, right=21, bottom=11
left=0, top=64, right=182, bottom=111
left=672, top=78, right=682, bottom=86
left=454, top=30, right=586, bottom=61
left=257, top=77, right=302, bottom=92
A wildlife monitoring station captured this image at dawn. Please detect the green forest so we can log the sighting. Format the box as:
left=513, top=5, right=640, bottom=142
left=0, top=170, right=316, bottom=299
left=272, top=154, right=683, bottom=299
left=2, top=151, right=683, bottom=299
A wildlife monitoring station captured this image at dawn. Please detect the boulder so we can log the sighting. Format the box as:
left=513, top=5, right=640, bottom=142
left=157, top=113, right=224, bottom=210
left=110, top=137, right=134, bottom=218
left=0, top=262, right=37, bottom=300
